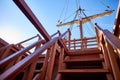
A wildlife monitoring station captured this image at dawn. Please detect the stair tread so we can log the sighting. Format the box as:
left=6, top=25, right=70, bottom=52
left=59, top=69, right=109, bottom=73
left=37, top=61, right=44, bottom=64
left=34, top=70, right=42, bottom=73
left=68, top=48, right=101, bottom=55
left=64, top=58, right=104, bottom=62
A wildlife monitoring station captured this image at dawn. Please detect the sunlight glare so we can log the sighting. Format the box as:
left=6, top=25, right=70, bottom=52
left=0, top=25, right=23, bottom=44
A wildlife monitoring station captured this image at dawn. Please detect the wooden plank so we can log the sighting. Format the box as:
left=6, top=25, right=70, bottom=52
left=13, top=0, right=50, bottom=41
left=45, top=42, right=57, bottom=80
left=65, top=37, right=96, bottom=42
left=68, top=48, right=101, bottom=55
left=55, top=73, right=62, bottom=80
left=59, top=48, right=66, bottom=70
left=105, top=40, right=120, bottom=80
left=101, top=42, right=114, bottom=80
left=103, top=30, right=120, bottom=49
left=64, top=58, right=103, bottom=63
left=0, top=37, right=58, bottom=80
left=65, top=54, right=101, bottom=59
left=40, top=48, right=52, bottom=80
left=37, top=61, right=44, bottom=64
left=23, top=60, right=37, bottom=80
left=59, top=69, right=109, bottom=73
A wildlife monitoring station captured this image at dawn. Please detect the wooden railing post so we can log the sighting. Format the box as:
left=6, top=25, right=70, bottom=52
left=45, top=41, right=57, bottom=80
left=74, top=39, right=76, bottom=50
left=23, top=59, right=38, bottom=80
left=39, top=48, right=52, bottom=80
left=68, top=29, right=71, bottom=50
left=105, top=40, right=120, bottom=80
left=100, top=39, right=113, bottom=80
left=55, top=47, right=65, bottom=80
left=94, top=23, right=103, bottom=49
left=58, top=48, right=65, bottom=70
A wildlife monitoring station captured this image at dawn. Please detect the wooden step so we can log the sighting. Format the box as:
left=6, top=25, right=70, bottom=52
left=59, top=69, right=109, bottom=74
left=67, top=65, right=103, bottom=69
left=37, top=61, right=44, bottom=64
left=64, top=58, right=104, bottom=63
left=34, top=70, right=42, bottom=73
left=65, top=60, right=103, bottom=69
left=68, top=48, right=101, bottom=55
left=65, top=53, right=102, bottom=58
left=64, top=56, right=104, bottom=69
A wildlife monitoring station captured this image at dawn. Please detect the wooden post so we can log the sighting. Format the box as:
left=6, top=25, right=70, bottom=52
left=68, top=29, right=71, bottom=50
left=45, top=42, right=57, bottom=80
left=105, top=40, right=120, bottom=80
left=101, top=42, right=113, bottom=80
left=55, top=73, right=62, bottom=80
left=23, top=59, right=37, bottom=80
left=59, top=48, right=65, bottom=70
left=39, top=48, right=51, bottom=80
left=74, top=39, right=76, bottom=50
left=79, top=20, right=84, bottom=49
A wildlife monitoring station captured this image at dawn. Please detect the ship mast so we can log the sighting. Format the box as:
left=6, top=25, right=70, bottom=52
left=57, top=0, right=114, bottom=49
left=77, top=7, right=84, bottom=48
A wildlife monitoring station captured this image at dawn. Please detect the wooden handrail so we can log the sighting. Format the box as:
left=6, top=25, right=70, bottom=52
left=65, top=36, right=97, bottom=50
left=94, top=23, right=103, bottom=31
left=16, top=34, right=41, bottom=45
left=65, top=37, right=96, bottom=42
left=94, top=23, right=120, bottom=80
left=0, top=39, right=44, bottom=67
left=59, top=29, right=70, bottom=39
left=51, top=30, right=61, bottom=38
left=58, top=29, right=71, bottom=51
left=95, top=23, right=120, bottom=54
left=103, top=30, right=120, bottom=49
left=0, top=38, right=57, bottom=80
left=0, top=29, right=70, bottom=80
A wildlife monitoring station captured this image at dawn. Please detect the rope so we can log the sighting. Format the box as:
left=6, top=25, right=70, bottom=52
left=98, top=0, right=111, bottom=9
left=63, top=11, right=76, bottom=22
left=63, top=0, right=69, bottom=22
left=81, top=10, right=96, bottom=36
left=58, top=0, right=69, bottom=23
left=76, top=0, right=81, bottom=9
left=69, top=11, right=78, bottom=31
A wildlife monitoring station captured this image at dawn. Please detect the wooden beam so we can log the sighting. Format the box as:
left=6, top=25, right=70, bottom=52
left=101, top=43, right=113, bottom=80
left=105, top=40, right=120, bottom=80
left=0, top=37, right=58, bottom=80
left=13, top=0, right=50, bottom=41
left=39, top=48, right=51, bottom=80
left=45, top=42, right=57, bottom=80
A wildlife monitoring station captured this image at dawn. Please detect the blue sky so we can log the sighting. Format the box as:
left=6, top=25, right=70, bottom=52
left=0, top=0, right=119, bottom=44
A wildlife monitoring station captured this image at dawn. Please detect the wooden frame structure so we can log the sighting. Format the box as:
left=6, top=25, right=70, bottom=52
left=0, top=0, right=120, bottom=80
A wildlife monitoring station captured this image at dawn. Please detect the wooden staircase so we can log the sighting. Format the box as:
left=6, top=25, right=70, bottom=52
left=56, top=48, right=113, bottom=80
left=0, top=0, right=120, bottom=80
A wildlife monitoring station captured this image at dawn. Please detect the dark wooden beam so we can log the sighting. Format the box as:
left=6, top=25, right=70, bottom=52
left=13, top=0, right=50, bottom=41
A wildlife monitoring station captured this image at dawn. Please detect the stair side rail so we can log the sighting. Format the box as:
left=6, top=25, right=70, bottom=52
left=0, top=29, right=70, bottom=80
left=94, top=23, right=120, bottom=80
